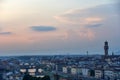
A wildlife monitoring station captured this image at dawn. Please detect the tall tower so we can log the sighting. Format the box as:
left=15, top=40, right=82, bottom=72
left=104, top=41, right=109, bottom=56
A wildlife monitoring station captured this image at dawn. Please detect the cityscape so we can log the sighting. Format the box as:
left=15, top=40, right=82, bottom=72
left=0, top=41, right=120, bottom=80
left=0, top=0, right=120, bottom=80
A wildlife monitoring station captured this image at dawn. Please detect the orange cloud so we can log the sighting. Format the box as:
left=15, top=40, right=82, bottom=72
left=85, top=17, right=102, bottom=24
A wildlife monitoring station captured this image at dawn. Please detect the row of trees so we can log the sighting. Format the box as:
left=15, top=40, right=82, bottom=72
left=23, top=74, right=50, bottom=80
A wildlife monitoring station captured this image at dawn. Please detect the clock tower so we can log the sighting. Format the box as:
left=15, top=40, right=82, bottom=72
left=104, top=41, right=109, bottom=56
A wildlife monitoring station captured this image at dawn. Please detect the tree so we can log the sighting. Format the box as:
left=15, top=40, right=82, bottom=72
left=23, top=74, right=50, bottom=80
left=42, top=75, right=50, bottom=80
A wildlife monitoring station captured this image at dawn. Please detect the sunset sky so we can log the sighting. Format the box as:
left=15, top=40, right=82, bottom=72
left=0, top=0, right=120, bottom=56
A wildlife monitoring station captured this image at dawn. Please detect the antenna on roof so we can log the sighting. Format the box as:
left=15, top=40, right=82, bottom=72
left=86, top=51, right=88, bottom=56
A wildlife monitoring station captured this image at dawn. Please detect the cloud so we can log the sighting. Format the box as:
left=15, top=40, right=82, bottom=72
left=85, top=23, right=103, bottom=28
left=0, top=32, right=12, bottom=35
left=57, top=28, right=95, bottom=40
left=79, top=29, right=95, bottom=40
left=30, top=26, right=56, bottom=32
left=84, top=17, right=102, bottom=23
left=54, top=3, right=119, bottom=26
left=0, top=27, right=13, bottom=35
left=54, top=3, right=120, bottom=40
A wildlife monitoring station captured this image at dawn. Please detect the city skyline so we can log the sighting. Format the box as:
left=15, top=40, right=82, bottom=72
left=0, top=0, right=120, bottom=56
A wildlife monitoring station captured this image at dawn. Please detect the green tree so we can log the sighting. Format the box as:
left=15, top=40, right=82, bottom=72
left=23, top=74, right=50, bottom=80
left=42, top=75, right=50, bottom=80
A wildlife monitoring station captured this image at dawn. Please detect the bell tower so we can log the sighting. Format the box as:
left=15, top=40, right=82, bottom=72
left=104, top=41, right=109, bottom=56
